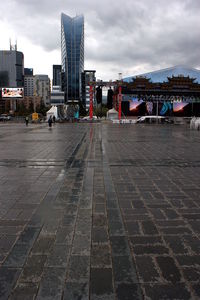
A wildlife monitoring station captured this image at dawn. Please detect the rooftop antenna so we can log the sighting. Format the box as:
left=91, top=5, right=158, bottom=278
left=9, top=39, right=17, bottom=51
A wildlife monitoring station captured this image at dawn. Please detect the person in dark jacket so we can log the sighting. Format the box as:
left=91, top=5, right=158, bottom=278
left=48, top=116, right=53, bottom=127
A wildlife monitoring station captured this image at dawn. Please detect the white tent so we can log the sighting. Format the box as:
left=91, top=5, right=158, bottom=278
left=107, top=108, right=118, bottom=120
left=46, top=106, right=58, bottom=120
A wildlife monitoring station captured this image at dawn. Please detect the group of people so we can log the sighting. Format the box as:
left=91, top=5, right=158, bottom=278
left=25, top=115, right=56, bottom=127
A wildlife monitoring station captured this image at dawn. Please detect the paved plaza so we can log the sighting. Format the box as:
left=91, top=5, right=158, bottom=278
left=0, top=122, right=200, bottom=299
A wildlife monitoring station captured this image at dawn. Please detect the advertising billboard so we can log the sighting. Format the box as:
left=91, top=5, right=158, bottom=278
left=2, top=88, right=23, bottom=98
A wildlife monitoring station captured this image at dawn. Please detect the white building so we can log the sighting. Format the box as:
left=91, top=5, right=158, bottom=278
left=24, top=75, right=34, bottom=97
left=34, top=75, right=50, bottom=106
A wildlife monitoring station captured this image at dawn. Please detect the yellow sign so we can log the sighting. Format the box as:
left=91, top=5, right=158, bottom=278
left=32, top=112, right=39, bottom=120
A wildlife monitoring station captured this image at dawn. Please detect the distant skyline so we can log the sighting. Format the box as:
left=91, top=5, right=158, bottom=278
left=0, top=0, right=199, bottom=81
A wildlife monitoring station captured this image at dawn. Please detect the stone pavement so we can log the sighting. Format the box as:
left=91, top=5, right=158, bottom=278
left=0, top=122, right=200, bottom=299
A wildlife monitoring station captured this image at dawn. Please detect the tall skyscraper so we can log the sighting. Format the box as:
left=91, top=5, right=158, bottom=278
left=61, top=13, right=84, bottom=102
left=53, top=65, right=61, bottom=86
left=0, top=50, right=24, bottom=88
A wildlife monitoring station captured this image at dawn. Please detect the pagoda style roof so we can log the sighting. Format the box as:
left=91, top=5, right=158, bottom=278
left=124, top=66, right=200, bottom=84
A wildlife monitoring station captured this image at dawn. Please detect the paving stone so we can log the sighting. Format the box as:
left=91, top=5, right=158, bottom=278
left=36, top=267, right=66, bottom=300
left=143, top=283, right=192, bottom=300
left=156, top=256, right=182, bottom=283
left=90, top=268, right=114, bottom=296
left=125, top=222, right=140, bottom=235
left=164, top=235, right=189, bottom=254
left=3, top=243, right=31, bottom=267
left=182, top=267, right=200, bottom=282
left=141, top=221, right=159, bottom=235
left=55, top=226, right=74, bottom=244
left=175, top=255, right=200, bottom=267
left=134, top=243, right=170, bottom=255
left=67, top=256, right=90, bottom=282
left=115, top=283, right=142, bottom=300
left=31, top=236, right=55, bottom=254
left=10, top=283, right=38, bottom=300
left=92, top=227, right=108, bottom=243
left=110, top=236, right=130, bottom=256
left=130, top=236, right=162, bottom=245
left=63, top=282, right=89, bottom=300
left=108, top=221, right=125, bottom=236
left=91, top=244, right=111, bottom=268
left=17, top=226, right=41, bottom=245
left=0, top=267, right=21, bottom=299
left=19, top=254, right=47, bottom=283
left=112, top=255, right=138, bottom=283
left=93, top=214, right=107, bottom=227
left=0, top=235, right=17, bottom=253
left=46, top=244, right=69, bottom=267
left=135, top=256, right=160, bottom=283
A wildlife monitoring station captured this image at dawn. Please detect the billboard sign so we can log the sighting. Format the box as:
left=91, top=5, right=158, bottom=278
left=2, top=88, right=23, bottom=98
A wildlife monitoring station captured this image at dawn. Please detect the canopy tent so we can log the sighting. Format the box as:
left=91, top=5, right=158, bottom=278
left=46, top=106, right=58, bottom=120
left=107, top=108, right=118, bottom=120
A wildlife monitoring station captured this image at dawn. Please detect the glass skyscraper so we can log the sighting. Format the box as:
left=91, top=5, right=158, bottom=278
left=61, top=13, right=84, bottom=101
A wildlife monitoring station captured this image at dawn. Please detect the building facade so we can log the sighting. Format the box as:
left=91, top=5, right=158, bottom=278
left=61, top=13, right=84, bottom=102
left=24, top=75, right=34, bottom=97
left=34, top=75, right=50, bottom=106
left=81, top=70, right=96, bottom=110
left=50, top=86, right=65, bottom=106
left=53, top=65, right=61, bottom=87
left=0, top=50, right=24, bottom=88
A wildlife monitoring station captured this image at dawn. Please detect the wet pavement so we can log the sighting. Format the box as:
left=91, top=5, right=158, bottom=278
left=0, top=122, right=200, bottom=299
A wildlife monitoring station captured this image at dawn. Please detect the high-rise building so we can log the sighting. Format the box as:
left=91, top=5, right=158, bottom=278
left=34, top=75, right=50, bottom=106
left=61, top=13, right=84, bottom=102
left=0, top=50, right=24, bottom=87
left=81, top=70, right=96, bottom=110
left=53, top=65, right=61, bottom=86
left=24, top=75, right=34, bottom=97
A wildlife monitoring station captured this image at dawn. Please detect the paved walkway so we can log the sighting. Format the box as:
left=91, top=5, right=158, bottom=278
left=0, top=123, right=200, bottom=299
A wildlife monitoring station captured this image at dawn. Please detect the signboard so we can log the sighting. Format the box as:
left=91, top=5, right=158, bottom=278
left=32, top=112, right=39, bottom=120
left=2, top=88, right=23, bottom=98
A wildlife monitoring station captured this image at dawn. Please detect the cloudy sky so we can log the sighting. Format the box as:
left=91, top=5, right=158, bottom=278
left=0, top=0, right=199, bottom=81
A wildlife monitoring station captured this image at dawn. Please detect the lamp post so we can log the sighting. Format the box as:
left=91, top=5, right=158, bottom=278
left=118, top=86, right=122, bottom=120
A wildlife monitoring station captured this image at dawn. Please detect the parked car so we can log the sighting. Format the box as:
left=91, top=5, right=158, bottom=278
left=136, top=116, right=166, bottom=124
left=81, top=116, right=97, bottom=121
left=0, top=114, right=11, bottom=121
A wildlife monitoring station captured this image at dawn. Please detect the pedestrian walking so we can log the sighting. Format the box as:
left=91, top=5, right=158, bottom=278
left=25, top=116, right=29, bottom=126
left=48, top=115, right=53, bottom=128
left=53, top=115, right=56, bottom=124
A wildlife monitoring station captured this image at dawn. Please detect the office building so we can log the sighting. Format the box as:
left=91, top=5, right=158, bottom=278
left=53, top=65, right=61, bottom=87
left=24, top=75, right=34, bottom=97
left=61, top=13, right=84, bottom=102
left=81, top=70, right=96, bottom=110
left=0, top=50, right=24, bottom=87
left=34, top=75, right=50, bottom=106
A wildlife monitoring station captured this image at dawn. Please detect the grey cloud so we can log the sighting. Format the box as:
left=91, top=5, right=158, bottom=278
left=0, top=0, right=199, bottom=78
